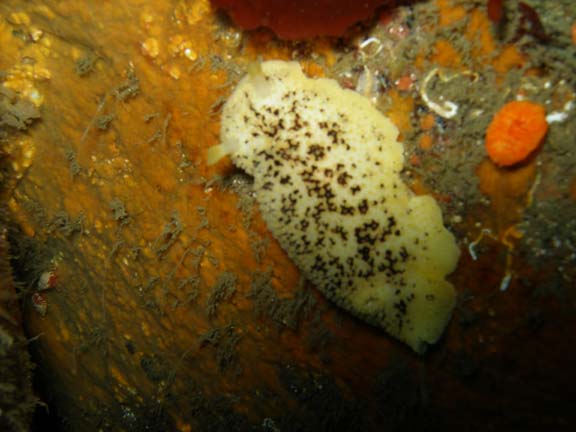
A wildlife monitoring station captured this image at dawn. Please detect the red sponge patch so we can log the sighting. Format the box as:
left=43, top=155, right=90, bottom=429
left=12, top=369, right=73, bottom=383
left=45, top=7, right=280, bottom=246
left=211, top=0, right=387, bottom=39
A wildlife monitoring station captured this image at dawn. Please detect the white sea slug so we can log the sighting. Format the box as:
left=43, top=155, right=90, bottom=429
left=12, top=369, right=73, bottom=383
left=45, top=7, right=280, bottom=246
left=208, top=61, right=460, bottom=353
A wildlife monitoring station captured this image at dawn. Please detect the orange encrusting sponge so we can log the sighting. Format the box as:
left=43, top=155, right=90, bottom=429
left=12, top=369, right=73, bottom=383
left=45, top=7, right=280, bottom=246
left=485, top=101, right=548, bottom=166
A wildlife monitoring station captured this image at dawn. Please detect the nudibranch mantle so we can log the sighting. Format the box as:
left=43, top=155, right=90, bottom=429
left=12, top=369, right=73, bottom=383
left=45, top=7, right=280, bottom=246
left=208, top=61, right=460, bottom=353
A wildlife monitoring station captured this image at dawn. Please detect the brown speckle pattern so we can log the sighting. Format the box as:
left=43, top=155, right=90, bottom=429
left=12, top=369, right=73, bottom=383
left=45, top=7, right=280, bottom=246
left=219, top=61, right=460, bottom=352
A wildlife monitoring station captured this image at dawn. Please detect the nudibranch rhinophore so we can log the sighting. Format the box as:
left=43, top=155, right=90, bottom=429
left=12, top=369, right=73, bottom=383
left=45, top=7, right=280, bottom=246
left=208, top=61, right=460, bottom=353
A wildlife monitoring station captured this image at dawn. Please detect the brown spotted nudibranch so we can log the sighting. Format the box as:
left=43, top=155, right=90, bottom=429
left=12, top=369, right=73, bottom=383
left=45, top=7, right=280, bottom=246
left=208, top=61, right=460, bottom=353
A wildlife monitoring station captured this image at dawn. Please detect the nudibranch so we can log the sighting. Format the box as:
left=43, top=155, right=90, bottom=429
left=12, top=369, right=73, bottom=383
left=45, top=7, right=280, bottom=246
left=208, top=61, right=460, bottom=352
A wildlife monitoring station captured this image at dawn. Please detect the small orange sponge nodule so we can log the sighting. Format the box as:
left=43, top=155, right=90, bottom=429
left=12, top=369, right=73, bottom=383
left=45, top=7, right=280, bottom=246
left=485, top=100, right=548, bottom=167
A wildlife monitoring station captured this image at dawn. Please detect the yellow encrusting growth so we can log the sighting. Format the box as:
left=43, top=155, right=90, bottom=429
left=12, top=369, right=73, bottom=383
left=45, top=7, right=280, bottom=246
left=210, top=61, right=460, bottom=352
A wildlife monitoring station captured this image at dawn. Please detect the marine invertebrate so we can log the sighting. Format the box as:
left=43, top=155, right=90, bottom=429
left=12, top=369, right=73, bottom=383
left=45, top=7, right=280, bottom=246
left=211, top=0, right=388, bottom=39
left=485, top=100, right=548, bottom=166
left=208, top=61, right=460, bottom=352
